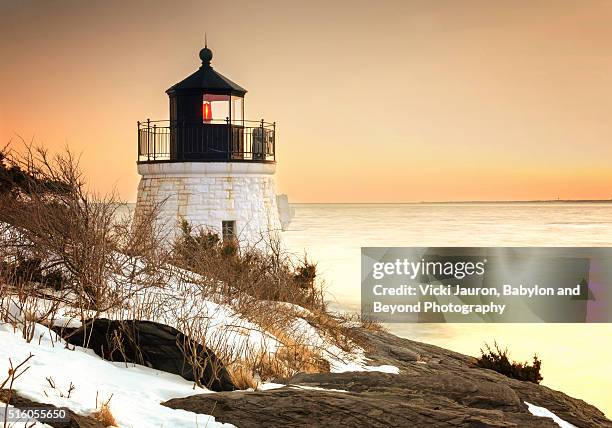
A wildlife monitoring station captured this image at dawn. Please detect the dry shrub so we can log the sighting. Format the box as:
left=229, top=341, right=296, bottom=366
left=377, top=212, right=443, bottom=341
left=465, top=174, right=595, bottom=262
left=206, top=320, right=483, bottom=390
left=250, top=302, right=366, bottom=357
left=300, top=310, right=358, bottom=353
left=337, top=311, right=387, bottom=333
left=477, top=341, right=543, bottom=384
left=0, top=141, right=169, bottom=344
left=171, top=221, right=325, bottom=312
left=0, top=141, right=364, bottom=389
left=256, top=317, right=330, bottom=374
left=174, top=314, right=233, bottom=390
left=359, top=318, right=386, bottom=333
left=275, top=344, right=330, bottom=375
left=170, top=297, right=334, bottom=389
left=0, top=261, right=66, bottom=342
left=252, top=324, right=329, bottom=380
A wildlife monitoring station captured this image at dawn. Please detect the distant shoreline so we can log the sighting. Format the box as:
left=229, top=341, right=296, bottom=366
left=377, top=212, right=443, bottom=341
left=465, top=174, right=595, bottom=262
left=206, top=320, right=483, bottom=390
left=291, top=199, right=612, bottom=205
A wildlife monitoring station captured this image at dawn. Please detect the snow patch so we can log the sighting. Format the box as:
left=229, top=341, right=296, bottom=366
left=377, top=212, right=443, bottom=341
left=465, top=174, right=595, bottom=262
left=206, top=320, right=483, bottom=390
left=253, top=382, right=348, bottom=393
left=525, top=401, right=577, bottom=428
left=0, top=323, right=233, bottom=428
left=290, top=385, right=348, bottom=393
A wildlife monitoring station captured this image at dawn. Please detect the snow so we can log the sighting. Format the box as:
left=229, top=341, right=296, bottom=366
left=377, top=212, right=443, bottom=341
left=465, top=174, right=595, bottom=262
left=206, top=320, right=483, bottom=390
left=0, top=289, right=398, bottom=428
left=256, top=382, right=286, bottom=391
left=289, top=385, right=348, bottom=393
left=0, top=222, right=401, bottom=426
left=1, top=217, right=400, bottom=378
left=0, top=323, right=234, bottom=428
left=9, top=280, right=400, bottom=378
left=256, top=383, right=348, bottom=393
left=6, top=291, right=401, bottom=380
left=525, top=401, right=577, bottom=428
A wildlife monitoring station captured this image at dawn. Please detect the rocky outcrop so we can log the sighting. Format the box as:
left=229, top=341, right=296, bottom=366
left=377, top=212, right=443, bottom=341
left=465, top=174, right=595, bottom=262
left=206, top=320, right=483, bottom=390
left=55, top=319, right=235, bottom=392
left=163, top=328, right=611, bottom=427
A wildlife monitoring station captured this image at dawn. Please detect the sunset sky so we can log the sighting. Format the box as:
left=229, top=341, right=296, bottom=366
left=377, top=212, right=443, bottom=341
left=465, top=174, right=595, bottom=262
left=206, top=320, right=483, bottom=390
left=2, top=0, right=612, bottom=202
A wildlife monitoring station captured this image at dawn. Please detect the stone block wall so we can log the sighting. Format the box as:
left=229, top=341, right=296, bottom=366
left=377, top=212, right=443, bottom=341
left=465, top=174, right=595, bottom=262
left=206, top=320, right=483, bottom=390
left=135, top=162, right=281, bottom=247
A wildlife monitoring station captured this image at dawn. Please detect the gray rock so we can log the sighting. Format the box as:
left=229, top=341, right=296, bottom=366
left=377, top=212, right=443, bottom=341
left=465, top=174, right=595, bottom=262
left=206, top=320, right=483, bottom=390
left=163, top=328, right=611, bottom=427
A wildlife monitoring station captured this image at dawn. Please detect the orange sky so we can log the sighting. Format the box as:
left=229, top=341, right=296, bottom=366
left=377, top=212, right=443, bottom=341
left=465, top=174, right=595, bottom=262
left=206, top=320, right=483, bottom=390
left=1, top=0, right=612, bottom=202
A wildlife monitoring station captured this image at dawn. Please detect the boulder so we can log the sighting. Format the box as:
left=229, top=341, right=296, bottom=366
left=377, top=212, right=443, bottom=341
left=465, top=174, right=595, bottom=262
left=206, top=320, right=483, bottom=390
left=56, top=319, right=235, bottom=392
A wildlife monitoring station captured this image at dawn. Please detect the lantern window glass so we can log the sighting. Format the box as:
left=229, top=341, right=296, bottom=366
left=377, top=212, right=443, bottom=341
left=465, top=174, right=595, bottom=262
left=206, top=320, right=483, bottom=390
left=231, top=96, right=244, bottom=125
left=203, top=94, right=230, bottom=123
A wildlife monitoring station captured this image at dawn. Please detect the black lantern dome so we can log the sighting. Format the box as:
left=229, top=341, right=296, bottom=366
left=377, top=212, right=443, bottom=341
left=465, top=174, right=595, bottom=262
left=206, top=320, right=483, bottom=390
left=137, top=44, right=275, bottom=163
left=166, top=46, right=247, bottom=97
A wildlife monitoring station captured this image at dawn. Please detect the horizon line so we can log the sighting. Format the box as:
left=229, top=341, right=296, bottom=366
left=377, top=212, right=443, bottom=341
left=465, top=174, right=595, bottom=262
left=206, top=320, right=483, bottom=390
left=124, top=199, right=612, bottom=205
left=287, top=199, right=612, bottom=205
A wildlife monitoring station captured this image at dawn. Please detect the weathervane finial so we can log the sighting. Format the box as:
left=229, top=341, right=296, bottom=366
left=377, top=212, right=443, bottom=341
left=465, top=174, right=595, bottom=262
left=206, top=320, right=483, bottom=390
left=199, top=34, right=213, bottom=67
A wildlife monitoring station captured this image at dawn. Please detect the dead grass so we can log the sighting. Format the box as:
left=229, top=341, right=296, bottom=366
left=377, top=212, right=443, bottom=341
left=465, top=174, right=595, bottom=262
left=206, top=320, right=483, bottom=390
left=226, top=363, right=258, bottom=390
left=360, top=319, right=386, bottom=332
left=225, top=343, right=329, bottom=390
left=92, top=404, right=117, bottom=427
left=275, top=344, right=330, bottom=374
left=92, top=394, right=118, bottom=427
left=234, top=304, right=333, bottom=380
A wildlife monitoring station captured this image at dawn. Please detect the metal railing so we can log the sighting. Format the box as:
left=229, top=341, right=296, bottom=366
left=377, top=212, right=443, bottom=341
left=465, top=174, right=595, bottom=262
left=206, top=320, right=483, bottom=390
left=137, top=119, right=275, bottom=163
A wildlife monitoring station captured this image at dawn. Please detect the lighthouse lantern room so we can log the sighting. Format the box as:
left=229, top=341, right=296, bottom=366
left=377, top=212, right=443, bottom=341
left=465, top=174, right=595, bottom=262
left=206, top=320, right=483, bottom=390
left=135, top=44, right=282, bottom=245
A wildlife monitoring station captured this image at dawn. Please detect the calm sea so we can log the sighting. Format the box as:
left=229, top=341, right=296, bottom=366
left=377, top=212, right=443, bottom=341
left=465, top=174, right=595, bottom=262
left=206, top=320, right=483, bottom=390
left=282, top=203, right=612, bottom=417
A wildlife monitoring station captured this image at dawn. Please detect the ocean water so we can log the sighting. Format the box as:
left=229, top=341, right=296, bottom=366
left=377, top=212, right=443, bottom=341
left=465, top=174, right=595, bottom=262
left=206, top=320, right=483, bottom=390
left=282, top=203, right=612, bottom=417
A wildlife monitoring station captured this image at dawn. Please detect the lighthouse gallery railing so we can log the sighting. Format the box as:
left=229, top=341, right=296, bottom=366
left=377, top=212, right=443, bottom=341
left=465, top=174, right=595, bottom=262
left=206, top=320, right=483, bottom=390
left=137, top=119, right=276, bottom=163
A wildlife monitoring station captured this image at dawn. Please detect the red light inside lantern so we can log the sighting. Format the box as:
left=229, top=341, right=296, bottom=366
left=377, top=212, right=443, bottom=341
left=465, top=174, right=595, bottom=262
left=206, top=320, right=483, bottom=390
left=203, top=101, right=212, bottom=121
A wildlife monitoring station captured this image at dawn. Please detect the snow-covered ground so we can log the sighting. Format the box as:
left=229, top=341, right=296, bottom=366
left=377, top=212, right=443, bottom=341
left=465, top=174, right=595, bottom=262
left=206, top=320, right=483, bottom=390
left=0, top=224, right=400, bottom=427
left=0, top=288, right=399, bottom=428
left=0, top=322, right=233, bottom=428
left=4, top=271, right=398, bottom=378
left=0, top=249, right=575, bottom=428
left=0, top=308, right=586, bottom=428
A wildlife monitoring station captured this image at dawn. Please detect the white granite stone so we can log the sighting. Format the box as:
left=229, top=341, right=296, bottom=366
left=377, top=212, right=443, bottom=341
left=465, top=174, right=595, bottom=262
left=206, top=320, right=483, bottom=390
left=135, top=162, right=281, bottom=246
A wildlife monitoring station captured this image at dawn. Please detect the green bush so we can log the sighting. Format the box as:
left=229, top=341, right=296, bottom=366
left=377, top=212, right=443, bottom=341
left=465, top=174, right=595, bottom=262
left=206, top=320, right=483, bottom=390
left=476, top=341, right=543, bottom=384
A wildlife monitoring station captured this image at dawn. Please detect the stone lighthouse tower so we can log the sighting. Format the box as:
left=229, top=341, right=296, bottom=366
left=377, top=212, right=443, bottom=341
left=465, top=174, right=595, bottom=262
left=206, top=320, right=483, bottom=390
left=135, top=44, right=281, bottom=246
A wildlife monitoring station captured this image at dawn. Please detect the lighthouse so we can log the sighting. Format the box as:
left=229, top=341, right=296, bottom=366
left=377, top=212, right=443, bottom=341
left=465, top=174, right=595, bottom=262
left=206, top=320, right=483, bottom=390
left=134, top=44, right=282, bottom=246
